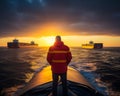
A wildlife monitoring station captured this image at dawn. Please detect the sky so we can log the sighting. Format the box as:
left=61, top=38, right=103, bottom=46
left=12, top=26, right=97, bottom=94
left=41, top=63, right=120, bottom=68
left=0, top=0, right=120, bottom=47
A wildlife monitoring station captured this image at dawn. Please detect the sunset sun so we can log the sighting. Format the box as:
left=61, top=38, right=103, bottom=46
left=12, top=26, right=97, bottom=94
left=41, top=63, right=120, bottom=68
left=40, top=36, right=55, bottom=46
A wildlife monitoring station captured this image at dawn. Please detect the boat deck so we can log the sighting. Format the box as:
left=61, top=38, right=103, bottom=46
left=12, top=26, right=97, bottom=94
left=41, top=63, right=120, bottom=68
left=13, top=66, right=103, bottom=96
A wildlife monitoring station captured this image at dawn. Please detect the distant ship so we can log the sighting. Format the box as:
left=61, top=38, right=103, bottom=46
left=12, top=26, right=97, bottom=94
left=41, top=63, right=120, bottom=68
left=7, top=39, right=38, bottom=48
left=81, top=41, right=103, bottom=49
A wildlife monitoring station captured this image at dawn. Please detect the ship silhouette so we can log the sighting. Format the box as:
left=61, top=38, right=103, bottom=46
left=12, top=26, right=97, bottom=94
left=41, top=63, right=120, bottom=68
left=82, top=41, right=103, bottom=49
left=7, top=39, right=38, bottom=48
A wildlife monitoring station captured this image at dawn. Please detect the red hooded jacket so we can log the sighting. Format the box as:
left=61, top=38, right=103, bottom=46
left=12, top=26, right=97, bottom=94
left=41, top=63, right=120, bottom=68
left=47, top=41, right=72, bottom=73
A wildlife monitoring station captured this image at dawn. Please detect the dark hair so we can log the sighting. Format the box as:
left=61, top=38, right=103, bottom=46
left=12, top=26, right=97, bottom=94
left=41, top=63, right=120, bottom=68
left=55, top=35, right=61, bottom=41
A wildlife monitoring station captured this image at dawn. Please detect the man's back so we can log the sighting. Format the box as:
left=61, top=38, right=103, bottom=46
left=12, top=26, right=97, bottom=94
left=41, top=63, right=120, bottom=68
left=47, top=41, right=72, bottom=73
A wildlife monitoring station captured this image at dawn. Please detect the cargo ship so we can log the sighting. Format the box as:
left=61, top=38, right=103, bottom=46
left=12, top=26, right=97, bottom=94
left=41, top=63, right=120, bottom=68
left=81, top=41, right=103, bottom=49
left=7, top=39, right=38, bottom=48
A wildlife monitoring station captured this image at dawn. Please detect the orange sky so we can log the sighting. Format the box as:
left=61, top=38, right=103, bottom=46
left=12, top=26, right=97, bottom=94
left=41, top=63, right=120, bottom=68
left=0, top=36, right=120, bottom=47
left=0, top=23, right=120, bottom=47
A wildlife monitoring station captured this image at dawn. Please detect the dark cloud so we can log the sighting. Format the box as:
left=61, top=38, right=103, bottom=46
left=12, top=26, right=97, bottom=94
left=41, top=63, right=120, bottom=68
left=0, top=0, right=120, bottom=37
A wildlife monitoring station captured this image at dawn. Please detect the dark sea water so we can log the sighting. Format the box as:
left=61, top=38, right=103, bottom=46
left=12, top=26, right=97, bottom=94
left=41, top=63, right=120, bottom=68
left=0, top=47, right=120, bottom=96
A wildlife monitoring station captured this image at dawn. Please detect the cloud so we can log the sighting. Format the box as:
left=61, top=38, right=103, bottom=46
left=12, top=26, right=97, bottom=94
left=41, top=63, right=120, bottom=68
left=0, top=0, right=120, bottom=37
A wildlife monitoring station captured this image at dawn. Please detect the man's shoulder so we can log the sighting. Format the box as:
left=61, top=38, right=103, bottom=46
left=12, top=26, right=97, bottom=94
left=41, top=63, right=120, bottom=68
left=49, top=46, right=54, bottom=50
left=63, top=45, right=70, bottom=50
left=48, top=44, right=70, bottom=51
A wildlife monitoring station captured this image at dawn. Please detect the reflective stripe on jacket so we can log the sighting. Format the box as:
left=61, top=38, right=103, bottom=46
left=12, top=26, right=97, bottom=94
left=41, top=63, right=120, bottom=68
left=47, top=41, right=72, bottom=73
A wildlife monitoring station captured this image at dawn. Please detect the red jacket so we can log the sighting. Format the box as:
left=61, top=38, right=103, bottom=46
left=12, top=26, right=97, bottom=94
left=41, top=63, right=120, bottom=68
left=47, top=41, right=72, bottom=73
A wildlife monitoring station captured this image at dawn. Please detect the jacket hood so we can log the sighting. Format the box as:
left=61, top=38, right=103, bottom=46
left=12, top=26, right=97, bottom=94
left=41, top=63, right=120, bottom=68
left=54, top=41, right=64, bottom=47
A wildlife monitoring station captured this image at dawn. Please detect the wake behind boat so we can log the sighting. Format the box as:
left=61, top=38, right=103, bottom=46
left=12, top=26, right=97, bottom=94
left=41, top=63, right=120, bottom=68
left=13, top=66, right=104, bottom=96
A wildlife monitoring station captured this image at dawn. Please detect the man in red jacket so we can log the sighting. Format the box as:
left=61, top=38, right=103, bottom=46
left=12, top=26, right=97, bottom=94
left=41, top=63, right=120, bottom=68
left=47, top=36, right=72, bottom=96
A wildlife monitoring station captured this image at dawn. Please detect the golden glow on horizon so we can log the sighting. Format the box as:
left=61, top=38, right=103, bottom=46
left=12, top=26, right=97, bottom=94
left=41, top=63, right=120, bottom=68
left=40, top=36, right=55, bottom=46
left=0, top=36, right=120, bottom=47
left=1, top=23, right=119, bottom=47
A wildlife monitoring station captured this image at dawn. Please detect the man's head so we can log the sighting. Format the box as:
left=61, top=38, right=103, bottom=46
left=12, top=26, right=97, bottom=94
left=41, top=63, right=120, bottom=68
left=55, top=35, right=61, bottom=41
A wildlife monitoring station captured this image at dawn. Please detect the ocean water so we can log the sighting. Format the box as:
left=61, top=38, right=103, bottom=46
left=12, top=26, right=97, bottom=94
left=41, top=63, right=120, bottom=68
left=0, top=47, right=120, bottom=96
